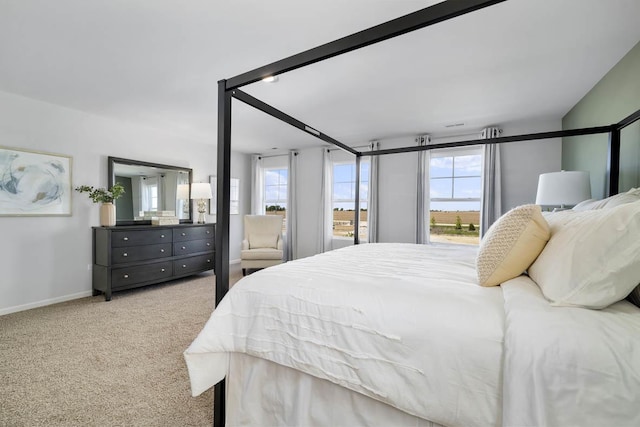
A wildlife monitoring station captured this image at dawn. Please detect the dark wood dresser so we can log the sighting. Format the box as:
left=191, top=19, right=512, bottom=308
left=92, top=223, right=215, bottom=300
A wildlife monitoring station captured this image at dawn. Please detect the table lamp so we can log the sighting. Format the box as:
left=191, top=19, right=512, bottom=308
left=535, top=170, right=591, bottom=210
left=190, top=183, right=212, bottom=224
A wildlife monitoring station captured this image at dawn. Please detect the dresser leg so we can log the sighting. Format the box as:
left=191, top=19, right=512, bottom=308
left=105, top=291, right=112, bottom=302
left=242, top=268, right=246, bottom=276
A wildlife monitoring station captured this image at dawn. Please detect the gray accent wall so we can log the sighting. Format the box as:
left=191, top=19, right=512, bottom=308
left=563, top=41, right=640, bottom=199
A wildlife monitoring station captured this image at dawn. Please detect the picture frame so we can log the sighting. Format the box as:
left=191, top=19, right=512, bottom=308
left=209, top=175, right=240, bottom=215
left=0, top=146, right=73, bottom=216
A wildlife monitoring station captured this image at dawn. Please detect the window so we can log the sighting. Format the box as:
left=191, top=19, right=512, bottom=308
left=141, top=176, right=159, bottom=211
left=264, top=167, right=287, bottom=231
left=332, top=161, right=369, bottom=240
left=429, top=148, right=482, bottom=245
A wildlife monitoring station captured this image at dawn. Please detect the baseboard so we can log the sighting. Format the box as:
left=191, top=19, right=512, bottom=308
left=0, top=290, right=94, bottom=316
left=2, top=261, right=242, bottom=316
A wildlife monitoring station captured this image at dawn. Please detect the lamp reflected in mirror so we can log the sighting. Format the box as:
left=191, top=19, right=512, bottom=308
left=177, top=184, right=190, bottom=217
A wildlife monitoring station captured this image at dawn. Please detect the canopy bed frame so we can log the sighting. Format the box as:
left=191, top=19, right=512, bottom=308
left=212, top=0, right=640, bottom=424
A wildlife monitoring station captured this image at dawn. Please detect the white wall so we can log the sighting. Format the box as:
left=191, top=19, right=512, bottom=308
left=500, top=119, right=563, bottom=210
left=229, top=151, right=251, bottom=263
left=295, top=148, right=323, bottom=259
left=292, top=119, right=562, bottom=258
left=0, top=90, right=246, bottom=314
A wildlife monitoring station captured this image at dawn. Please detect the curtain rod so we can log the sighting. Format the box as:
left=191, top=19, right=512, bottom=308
left=257, top=152, right=298, bottom=159
left=328, top=143, right=371, bottom=152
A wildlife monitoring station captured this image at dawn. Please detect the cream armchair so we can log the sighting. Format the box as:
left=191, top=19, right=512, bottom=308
left=241, top=215, right=284, bottom=276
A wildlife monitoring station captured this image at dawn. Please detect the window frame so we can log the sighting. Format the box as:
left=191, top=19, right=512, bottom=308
left=429, top=147, right=482, bottom=204
left=263, top=166, right=288, bottom=232
left=331, top=159, right=370, bottom=241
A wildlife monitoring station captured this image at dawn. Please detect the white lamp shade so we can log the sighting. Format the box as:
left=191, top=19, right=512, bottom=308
left=190, top=182, right=212, bottom=200
left=176, top=184, right=190, bottom=200
left=535, top=171, right=591, bottom=206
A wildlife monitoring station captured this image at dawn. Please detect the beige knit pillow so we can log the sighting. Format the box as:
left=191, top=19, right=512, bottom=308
left=476, top=204, right=550, bottom=287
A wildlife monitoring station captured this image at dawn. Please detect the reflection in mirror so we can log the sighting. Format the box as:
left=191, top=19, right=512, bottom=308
left=108, top=157, right=193, bottom=225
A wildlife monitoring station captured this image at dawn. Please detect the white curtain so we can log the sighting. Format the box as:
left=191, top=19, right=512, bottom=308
left=367, top=141, right=380, bottom=243
left=416, top=135, right=431, bottom=244
left=318, top=148, right=333, bottom=253
left=250, top=155, right=265, bottom=215
left=140, top=176, right=157, bottom=212
left=285, top=151, right=298, bottom=261
left=480, top=127, right=502, bottom=237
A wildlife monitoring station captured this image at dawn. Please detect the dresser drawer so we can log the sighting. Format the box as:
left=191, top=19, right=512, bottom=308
left=174, top=253, right=214, bottom=275
left=173, top=238, right=214, bottom=256
left=111, top=243, right=172, bottom=264
left=173, top=225, right=214, bottom=242
left=111, top=261, right=173, bottom=288
left=112, top=229, right=172, bottom=247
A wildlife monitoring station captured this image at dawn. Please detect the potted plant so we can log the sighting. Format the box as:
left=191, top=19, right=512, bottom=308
left=76, top=183, right=125, bottom=226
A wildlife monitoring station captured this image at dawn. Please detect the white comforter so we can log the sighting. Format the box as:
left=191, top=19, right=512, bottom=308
left=185, top=243, right=505, bottom=426
left=501, top=275, right=640, bottom=427
left=184, top=243, right=640, bottom=426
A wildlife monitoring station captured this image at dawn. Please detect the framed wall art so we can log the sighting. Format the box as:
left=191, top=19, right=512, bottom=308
left=0, top=146, right=73, bottom=216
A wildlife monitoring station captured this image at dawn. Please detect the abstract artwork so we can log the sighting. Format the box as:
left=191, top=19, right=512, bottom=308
left=0, top=146, right=73, bottom=216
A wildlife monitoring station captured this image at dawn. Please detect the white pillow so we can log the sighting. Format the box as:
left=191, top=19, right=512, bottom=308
left=528, top=201, right=640, bottom=309
left=476, top=204, right=550, bottom=287
left=249, top=233, right=278, bottom=249
left=573, top=187, right=640, bottom=211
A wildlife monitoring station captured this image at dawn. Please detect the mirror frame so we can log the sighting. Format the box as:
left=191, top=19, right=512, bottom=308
left=108, top=156, right=193, bottom=226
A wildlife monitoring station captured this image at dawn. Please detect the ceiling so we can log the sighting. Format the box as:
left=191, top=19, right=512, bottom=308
left=1, top=0, right=639, bottom=154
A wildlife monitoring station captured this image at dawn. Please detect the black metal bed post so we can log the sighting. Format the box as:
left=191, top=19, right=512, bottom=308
left=231, top=89, right=359, bottom=156
left=609, top=107, right=640, bottom=197
left=607, top=128, right=621, bottom=197
left=224, top=0, right=507, bottom=90
left=213, top=79, right=232, bottom=427
left=354, top=155, right=361, bottom=245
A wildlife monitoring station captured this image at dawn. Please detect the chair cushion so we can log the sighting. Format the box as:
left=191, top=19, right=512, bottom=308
left=241, top=248, right=283, bottom=260
left=249, top=233, right=278, bottom=249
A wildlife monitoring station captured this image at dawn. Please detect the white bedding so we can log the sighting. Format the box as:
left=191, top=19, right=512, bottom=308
left=185, top=243, right=505, bottom=426
left=501, top=275, right=640, bottom=427
left=184, top=243, right=640, bottom=426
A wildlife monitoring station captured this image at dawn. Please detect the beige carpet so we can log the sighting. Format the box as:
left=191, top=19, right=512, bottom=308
left=0, top=269, right=242, bottom=426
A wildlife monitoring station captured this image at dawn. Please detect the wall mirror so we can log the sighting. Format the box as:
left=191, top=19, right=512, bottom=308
left=108, top=156, right=193, bottom=225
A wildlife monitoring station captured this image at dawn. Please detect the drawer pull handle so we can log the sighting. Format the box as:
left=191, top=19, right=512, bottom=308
left=161, top=234, right=165, bottom=238
left=161, top=268, right=165, bottom=272
left=123, top=274, right=129, bottom=279
left=206, top=230, right=210, bottom=234
left=207, top=259, right=211, bottom=263
left=123, top=253, right=128, bottom=257
left=206, top=242, right=211, bottom=246
left=123, top=237, right=129, bottom=241
left=182, top=246, right=186, bottom=250
left=182, top=264, right=187, bottom=268
left=181, top=232, right=186, bottom=236
left=160, top=249, right=165, bottom=253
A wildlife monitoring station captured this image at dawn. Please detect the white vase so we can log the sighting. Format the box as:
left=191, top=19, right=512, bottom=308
left=100, top=203, right=116, bottom=227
